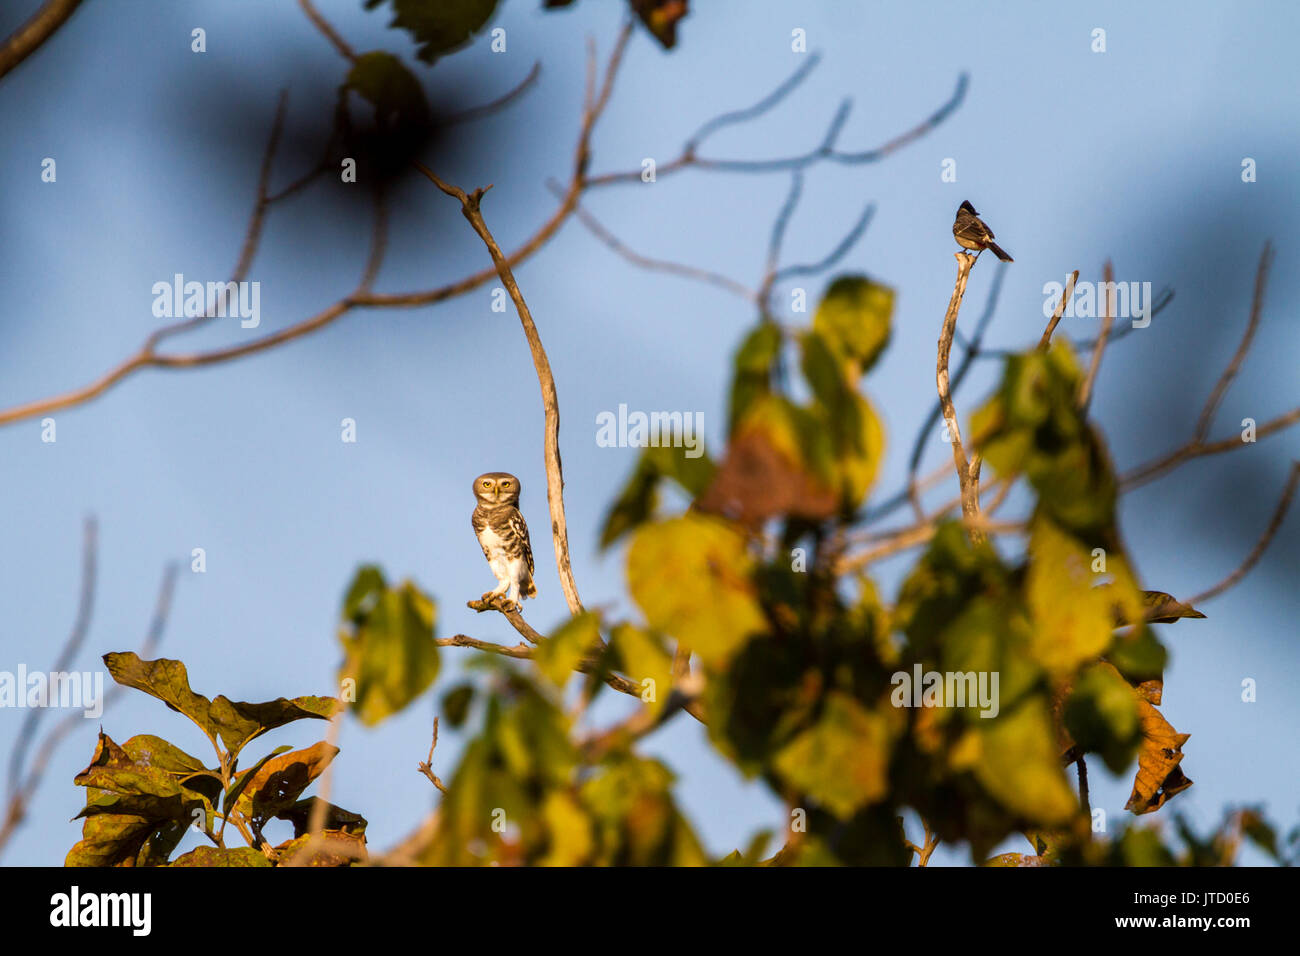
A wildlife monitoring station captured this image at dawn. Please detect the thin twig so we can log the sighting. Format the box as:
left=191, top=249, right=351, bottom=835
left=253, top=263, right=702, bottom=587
left=1038, top=270, right=1079, bottom=351
left=1078, top=261, right=1115, bottom=410
left=584, top=70, right=968, bottom=185
left=1187, top=461, right=1300, bottom=605
left=417, top=718, right=447, bottom=793
left=0, top=0, right=84, bottom=80
left=442, top=62, right=542, bottom=126
left=5, top=516, right=95, bottom=798
left=1195, top=242, right=1274, bottom=441
left=837, top=514, right=1024, bottom=572
left=1122, top=405, right=1300, bottom=490
left=0, top=563, right=177, bottom=860
left=557, top=182, right=757, bottom=303
left=298, top=0, right=357, bottom=62
left=0, top=25, right=635, bottom=429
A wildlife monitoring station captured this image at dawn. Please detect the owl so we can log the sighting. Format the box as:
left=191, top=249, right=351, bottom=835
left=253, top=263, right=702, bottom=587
left=471, top=472, right=537, bottom=610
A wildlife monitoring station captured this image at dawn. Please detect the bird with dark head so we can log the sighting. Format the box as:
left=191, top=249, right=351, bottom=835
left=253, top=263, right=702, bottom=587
left=470, top=471, right=537, bottom=610
left=953, top=200, right=1013, bottom=262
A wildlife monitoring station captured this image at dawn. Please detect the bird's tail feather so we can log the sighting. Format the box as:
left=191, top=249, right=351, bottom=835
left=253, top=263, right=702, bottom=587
left=987, top=241, right=1014, bottom=262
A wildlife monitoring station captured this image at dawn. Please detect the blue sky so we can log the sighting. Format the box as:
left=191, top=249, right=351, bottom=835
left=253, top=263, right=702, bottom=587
left=1, top=0, right=1297, bottom=866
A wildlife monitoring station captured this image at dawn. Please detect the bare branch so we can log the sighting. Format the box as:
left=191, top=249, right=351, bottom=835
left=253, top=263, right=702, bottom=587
left=556, top=182, right=758, bottom=303
left=0, top=26, right=635, bottom=430
left=837, top=513, right=1024, bottom=573
left=439, top=632, right=533, bottom=658
left=1122, top=405, right=1300, bottom=490
left=937, top=252, right=984, bottom=540
left=0, top=562, right=177, bottom=860
left=0, top=0, right=84, bottom=80
left=1187, top=461, right=1300, bottom=606
left=417, top=718, right=447, bottom=793
left=1039, top=270, right=1079, bottom=351
left=891, top=262, right=1010, bottom=524
left=419, top=168, right=584, bottom=616
left=1078, top=260, right=1115, bottom=410
left=584, top=71, right=968, bottom=186
left=1195, top=242, right=1274, bottom=441
left=298, top=0, right=357, bottom=62
left=442, top=62, right=542, bottom=126
left=5, top=516, right=95, bottom=796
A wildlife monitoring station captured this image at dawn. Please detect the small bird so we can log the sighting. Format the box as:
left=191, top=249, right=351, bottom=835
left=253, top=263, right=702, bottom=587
left=471, top=471, right=537, bottom=611
left=953, top=200, right=1013, bottom=262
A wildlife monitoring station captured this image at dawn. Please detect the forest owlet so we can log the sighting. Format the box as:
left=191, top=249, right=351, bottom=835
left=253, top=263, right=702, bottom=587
left=471, top=472, right=537, bottom=610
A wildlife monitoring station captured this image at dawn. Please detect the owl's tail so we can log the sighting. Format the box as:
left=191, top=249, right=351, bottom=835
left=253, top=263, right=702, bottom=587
left=524, top=577, right=538, bottom=599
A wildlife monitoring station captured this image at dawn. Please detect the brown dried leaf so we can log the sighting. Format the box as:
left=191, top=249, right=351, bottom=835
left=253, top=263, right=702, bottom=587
left=1125, top=696, right=1193, bottom=814
left=696, top=425, right=836, bottom=526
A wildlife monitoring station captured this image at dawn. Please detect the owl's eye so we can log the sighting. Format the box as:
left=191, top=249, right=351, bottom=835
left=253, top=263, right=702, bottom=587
left=500, top=480, right=511, bottom=487
left=482, top=480, right=491, bottom=487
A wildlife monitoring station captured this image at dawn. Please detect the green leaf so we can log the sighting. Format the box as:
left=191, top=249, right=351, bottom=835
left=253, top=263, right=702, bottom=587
left=338, top=568, right=440, bottom=726
left=103, top=652, right=340, bottom=758
left=441, top=683, right=476, bottom=728
left=610, top=623, right=674, bottom=714
left=364, top=0, right=499, bottom=64
left=974, top=697, right=1078, bottom=825
left=1064, top=662, right=1142, bottom=773
left=1024, top=517, right=1131, bottom=676
left=728, top=321, right=783, bottom=433
left=539, top=790, right=594, bottom=866
left=168, top=846, right=272, bottom=867
left=66, top=732, right=208, bottom=867
left=536, top=612, right=602, bottom=686
left=598, top=446, right=717, bottom=550
left=1108, top=625, right=1168, bottom=683
left=581, top=755, right=707, bottom=865
left=772, top=693, right=896, bottom=820
left=599, top=454, right=661, bottom=550
left=799, top=331, right=886, bottom=508
left=345, top=50, right=431, bottom=127
left=627, top=514, right=767, bottom=666
left=811, top=275, right=893, bottom=374
left=1138, top=590, right=1207, bottom=624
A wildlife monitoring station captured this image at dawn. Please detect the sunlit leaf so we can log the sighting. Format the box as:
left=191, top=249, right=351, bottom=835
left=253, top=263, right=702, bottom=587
left=627, top=514, right=767, bottom=666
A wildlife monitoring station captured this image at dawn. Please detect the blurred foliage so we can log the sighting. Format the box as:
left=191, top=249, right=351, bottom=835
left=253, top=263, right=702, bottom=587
left=62, top=5, right=1291, bottom=869
left=545, top=0, right=689, bottom=49
left=70, top=264, right=1289, bottom=866
left=365, top=0, right=500, bottom=64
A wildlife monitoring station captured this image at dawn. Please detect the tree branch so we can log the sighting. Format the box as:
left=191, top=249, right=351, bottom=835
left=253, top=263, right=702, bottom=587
left=1187, top=461, right=1300, bottom=606
left=1194, top=241, right=1273, bottom=441
left=1078, top=261, right=1115, bottom=410
left=0, top=0, right=84, bottom=81
left=0, top=562, right=177, bottom=860
left=937, top=252, right=983, bottom=540
left=418, top=168, right=584, bottom=617
left=417, top=718, right=447, bottom=793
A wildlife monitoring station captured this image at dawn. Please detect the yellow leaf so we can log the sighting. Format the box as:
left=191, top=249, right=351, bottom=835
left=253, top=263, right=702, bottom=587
left=627, top=514, right=767, bottom=666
